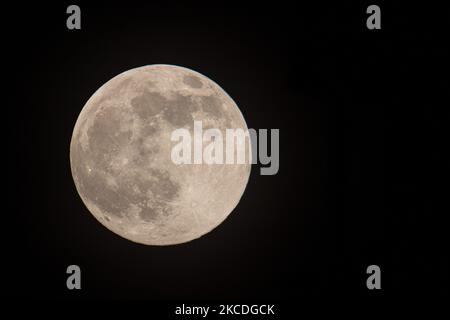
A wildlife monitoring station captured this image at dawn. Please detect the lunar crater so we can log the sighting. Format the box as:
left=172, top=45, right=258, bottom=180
left=183, top=75, right=203, bottom=88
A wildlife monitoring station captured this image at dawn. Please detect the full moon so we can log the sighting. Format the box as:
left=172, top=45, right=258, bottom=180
left=70, top=65, right=251, bottom=245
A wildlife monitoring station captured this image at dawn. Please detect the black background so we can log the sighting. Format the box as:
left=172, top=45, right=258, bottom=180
left=4, top=1, right=449, bottom=305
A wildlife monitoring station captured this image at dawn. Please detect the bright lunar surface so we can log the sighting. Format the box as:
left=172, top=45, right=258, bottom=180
left=70, top=65, right=251, bottom=245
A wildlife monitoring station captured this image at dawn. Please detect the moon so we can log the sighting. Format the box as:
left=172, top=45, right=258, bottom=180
left=70, top=65, right=251, bottom=245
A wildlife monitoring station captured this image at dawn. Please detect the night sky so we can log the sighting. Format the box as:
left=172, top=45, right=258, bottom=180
left=4, top=1, right=448, bottom=307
